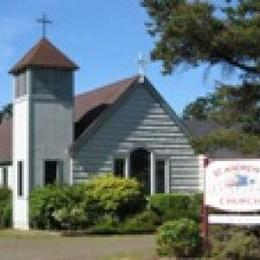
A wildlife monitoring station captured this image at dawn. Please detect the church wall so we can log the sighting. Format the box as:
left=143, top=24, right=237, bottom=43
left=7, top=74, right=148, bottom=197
left=73, top=84, right=200, bottom=193
left=30, top=69, right=73, bottom=187
left=31, top=68, right=73, bottom=100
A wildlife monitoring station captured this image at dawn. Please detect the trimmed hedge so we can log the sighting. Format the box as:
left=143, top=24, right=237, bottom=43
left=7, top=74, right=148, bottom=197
left=149, top=193, right=202, bottom=222
left=0, top=187, right=12, bottom=228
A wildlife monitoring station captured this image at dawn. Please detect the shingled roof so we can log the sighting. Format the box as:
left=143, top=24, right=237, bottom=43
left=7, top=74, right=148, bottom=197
left=9, top=37, right=79, bottom=74
left=74, top=75, right=139, bottom=138
left=0, top=75, right=139, bottom=164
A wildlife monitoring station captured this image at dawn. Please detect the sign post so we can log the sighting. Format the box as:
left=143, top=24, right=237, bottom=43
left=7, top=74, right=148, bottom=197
left=203, top=159, right=260, bottom=251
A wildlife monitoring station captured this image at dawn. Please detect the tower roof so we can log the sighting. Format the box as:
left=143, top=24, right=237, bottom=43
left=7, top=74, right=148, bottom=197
left=9, top=37, right=79, bottom=74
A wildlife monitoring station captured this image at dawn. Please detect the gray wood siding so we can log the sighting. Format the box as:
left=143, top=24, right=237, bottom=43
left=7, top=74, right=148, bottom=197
left=30, top=68, right=73, bottom=188
left=73, top=84, right=200, bottom=192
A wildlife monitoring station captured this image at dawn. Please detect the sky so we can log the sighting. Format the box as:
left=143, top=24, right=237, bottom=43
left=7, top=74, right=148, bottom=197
left=0, top=0, right=240, bottom=115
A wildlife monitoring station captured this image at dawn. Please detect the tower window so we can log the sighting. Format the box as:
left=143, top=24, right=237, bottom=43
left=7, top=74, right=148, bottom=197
left=2, top=167, right=8, bottom=187
left=15, top=73, right=27, bottom=98
left=17, top=161, right=23, bottom=197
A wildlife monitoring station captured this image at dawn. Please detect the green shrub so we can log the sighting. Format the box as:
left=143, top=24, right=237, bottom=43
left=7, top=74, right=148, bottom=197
left=156, top=219, right=202, bottom=257
left=0, top=187, right=12, bottom=228
left=121, top=209, right=160, bottom=233
left=210, top=226, right=260, bottom=259
left=30, top=175, right=147, bottom=230
left=149, top=193, right=202, bottom=222
left=89, top=215, right=119, bottom=234
left=86, top=175, right=147, bottom=221
left=30, top=184, right=90, bottom=229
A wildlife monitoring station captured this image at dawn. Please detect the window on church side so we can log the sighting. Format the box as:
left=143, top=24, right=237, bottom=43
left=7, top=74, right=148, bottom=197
left=155, top=160, right=165, bottom=193
left=114, top=158, right=125, bottom=177
left=2, top=167, right=8, bottom=187
left=17, top=161, right=23, bottom=197
left=44, top=160, right=61, bottom=185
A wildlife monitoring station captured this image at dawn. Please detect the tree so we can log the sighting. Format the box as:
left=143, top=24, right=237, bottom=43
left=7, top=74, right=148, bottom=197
left=183, top=83, right=260, bottom=133
left=142, top=0, right=260, bottom=78
left=0, top=103, right=12, bottom=124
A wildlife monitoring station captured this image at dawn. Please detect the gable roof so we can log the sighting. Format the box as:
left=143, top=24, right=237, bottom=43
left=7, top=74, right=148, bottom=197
left=70, top=76, right=193, bottom=155
left=183, top=119, right=223, bottom=138
left=74, top=76, right=139, bottom=123
left=183, top=119, right=244, bottom=138
left=9, top=38, right=79, bottom=75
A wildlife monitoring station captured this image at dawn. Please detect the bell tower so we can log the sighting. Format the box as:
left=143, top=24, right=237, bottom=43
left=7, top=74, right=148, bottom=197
left=9, top=37, right=78, bottom=229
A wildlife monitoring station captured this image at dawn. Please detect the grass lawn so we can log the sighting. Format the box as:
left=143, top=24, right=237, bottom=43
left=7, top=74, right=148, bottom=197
left=0, top=230, right=156, bottom=260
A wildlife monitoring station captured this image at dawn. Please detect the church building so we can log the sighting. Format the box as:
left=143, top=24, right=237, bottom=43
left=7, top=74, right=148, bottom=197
left=0, top=37, right=202, bottom=229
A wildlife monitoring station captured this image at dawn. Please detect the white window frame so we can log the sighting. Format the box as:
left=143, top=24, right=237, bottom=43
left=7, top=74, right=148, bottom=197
left=155, top=156, right=170, bottom=194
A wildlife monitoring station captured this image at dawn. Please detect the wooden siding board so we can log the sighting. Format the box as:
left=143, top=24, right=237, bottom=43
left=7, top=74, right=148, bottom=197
left=73, top=84, right=200, bottom=192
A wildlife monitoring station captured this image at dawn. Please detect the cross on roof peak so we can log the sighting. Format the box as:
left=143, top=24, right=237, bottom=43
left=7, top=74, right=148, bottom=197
left=37, top=13, right=52, bottom=38
left=137, top=53, right=149, bottom=83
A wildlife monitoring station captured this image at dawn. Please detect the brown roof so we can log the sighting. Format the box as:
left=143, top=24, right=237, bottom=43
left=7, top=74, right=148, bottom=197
left=74, top=75, right=138, bottom=122
left=0, top=75, right=139, bottom=164
left=74, top=75, right=139, bottom=138
left=0, top=118, right=12, bottom=164
left=9, top=37, right=79, bottom=74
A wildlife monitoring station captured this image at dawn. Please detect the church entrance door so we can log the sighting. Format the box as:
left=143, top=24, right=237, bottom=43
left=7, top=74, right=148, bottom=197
left=130, top=148, right=150, bottom=194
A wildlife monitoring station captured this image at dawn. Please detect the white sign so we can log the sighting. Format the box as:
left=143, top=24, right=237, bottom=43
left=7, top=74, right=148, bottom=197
left=205, top=160, right=260, bottom=212
left=209, top=214, right=260, bottom=226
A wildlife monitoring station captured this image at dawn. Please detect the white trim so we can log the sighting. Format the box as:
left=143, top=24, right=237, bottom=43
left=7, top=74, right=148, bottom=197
left=209, top=214, right=260, bottom=225
left=69, top=158, right=74, bottom=185
left=165, top=158, right=170, bottom=193
left=125, top=154, right=130, bottom=179
left=150, top=151, right=155, bottom=195
left=198, top=154, right=205, bottom=192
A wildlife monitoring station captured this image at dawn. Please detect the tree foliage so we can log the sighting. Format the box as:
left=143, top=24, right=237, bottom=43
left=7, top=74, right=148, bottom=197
left=183, top=83, right=260, bottom=133
left=142, top=0, right=260, bottom=78
left=0, top=103, right=12, bottom=123
left=191, top=128, right=260, bottom=156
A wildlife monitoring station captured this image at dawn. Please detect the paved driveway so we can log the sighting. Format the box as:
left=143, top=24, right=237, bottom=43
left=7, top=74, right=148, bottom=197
left=0, top=232, right=156, bottom=260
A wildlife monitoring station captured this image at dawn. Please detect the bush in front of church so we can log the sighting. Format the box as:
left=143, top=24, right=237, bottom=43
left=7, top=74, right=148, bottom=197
left=0, top=187, right=12, bottom=228
left=30, top=184, right=90, bottom=229
left=85, top=175, right=147, bottom=223
left=210, top=225, right=260, bottom=259
left=149, top=193, right=202, bottom=223
left=156, top=218, right=202, bottom=257
left=29, top=175, right=147, bottom=230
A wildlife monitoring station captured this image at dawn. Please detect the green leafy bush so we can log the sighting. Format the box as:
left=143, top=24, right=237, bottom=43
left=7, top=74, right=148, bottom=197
left=30, top=175, right=146, bottom=230
left=156, top=219, right=202, bottom=257
left=149, top=193, right=202, bottom=222
left=86, top=175, right=147, bottom=221
left=210, top=226, right=260, bottom=259
left=121, top=209, right=160, bottom=233
left=30, top=184, right=90, bottom=229
left=0, top=187, right=12, bottom=228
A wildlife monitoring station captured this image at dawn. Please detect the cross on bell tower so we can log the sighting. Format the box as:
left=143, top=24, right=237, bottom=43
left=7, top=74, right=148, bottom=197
left=37, top=13, right=52, bottom=38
